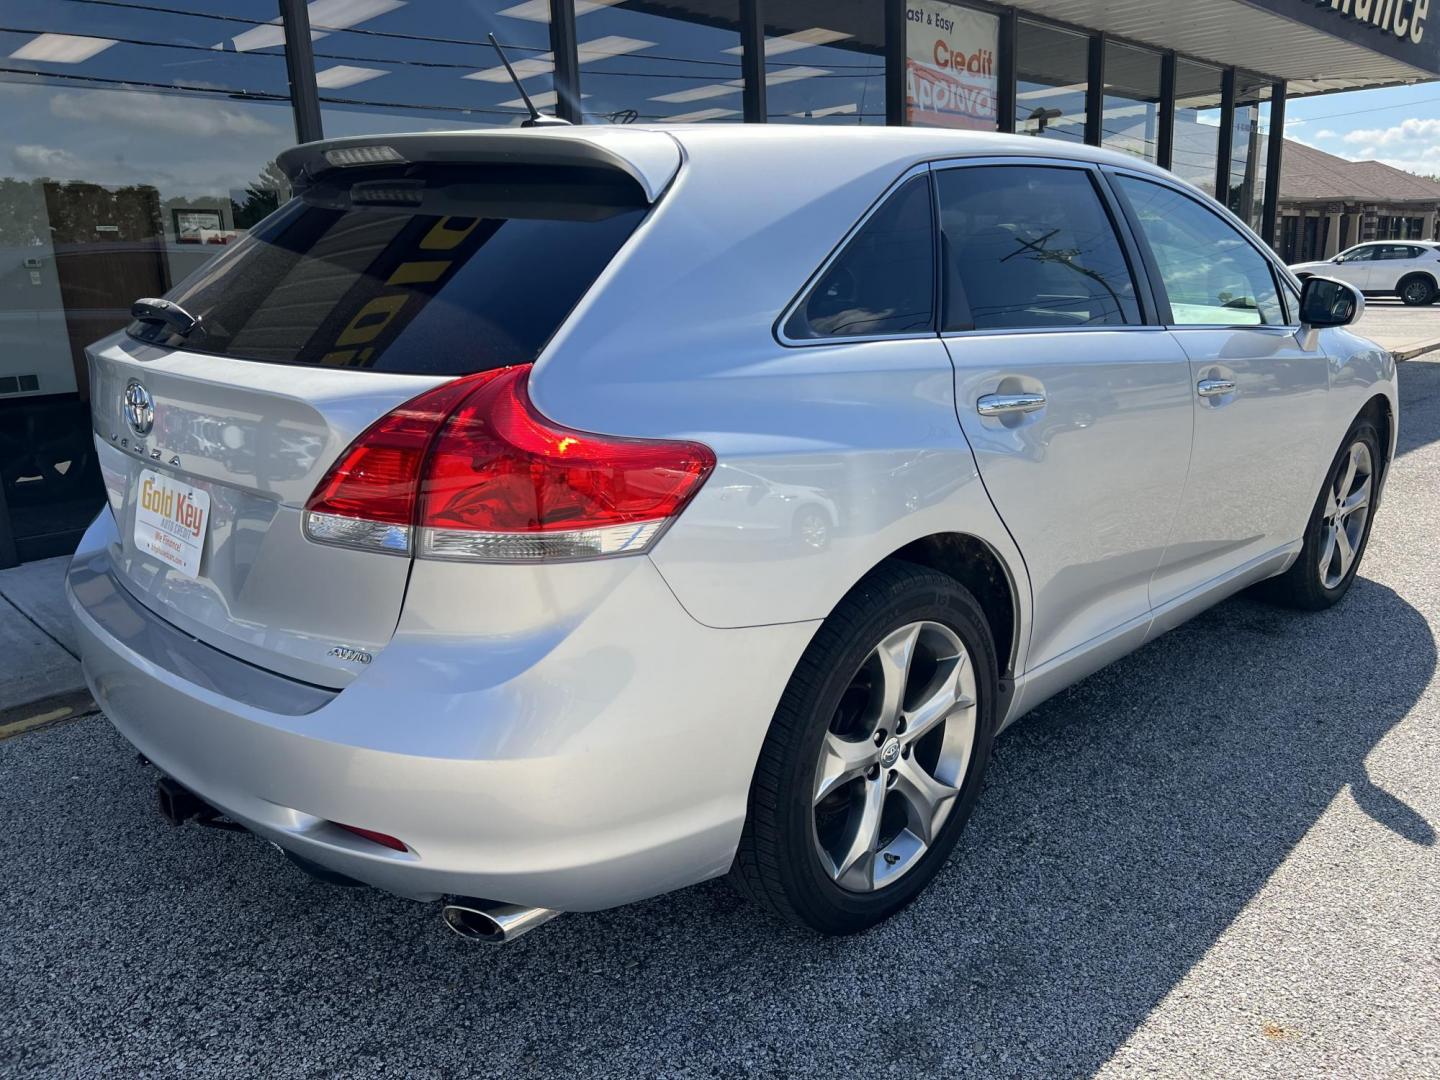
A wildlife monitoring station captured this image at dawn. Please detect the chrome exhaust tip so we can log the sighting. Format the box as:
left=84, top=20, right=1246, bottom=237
left=441, top=898, right=559, bottom=943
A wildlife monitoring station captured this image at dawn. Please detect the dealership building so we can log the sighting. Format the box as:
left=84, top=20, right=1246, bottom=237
left=1, top=0, right=1438, bottom=564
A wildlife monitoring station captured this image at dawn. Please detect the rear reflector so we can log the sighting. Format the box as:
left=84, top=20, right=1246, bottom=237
left=304, top=364, right=714, bottom=562
left=333, top=823, right=409, bottom=851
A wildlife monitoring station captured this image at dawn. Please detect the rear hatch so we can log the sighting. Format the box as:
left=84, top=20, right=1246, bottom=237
left=88, top=131, right=675, bottom=687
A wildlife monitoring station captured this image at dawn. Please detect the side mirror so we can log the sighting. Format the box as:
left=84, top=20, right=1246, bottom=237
left=1299, top=276, right=1364, bottom=329
left=1332, top=255, right=1345, bottom=264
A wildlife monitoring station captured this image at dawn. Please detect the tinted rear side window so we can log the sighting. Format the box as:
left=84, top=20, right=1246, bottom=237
left=130, top=164, right=647, bottom=375
left=784, top=173, right=935, bottom=341
left=936, top=165, right=1140, bottom=331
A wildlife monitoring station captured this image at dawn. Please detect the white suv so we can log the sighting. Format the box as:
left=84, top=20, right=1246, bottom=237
left=1292, top=241, right=1440, bottom=305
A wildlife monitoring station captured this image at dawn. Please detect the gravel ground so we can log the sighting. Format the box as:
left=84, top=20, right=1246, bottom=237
left=3, top=364, right=1439, bottom=1079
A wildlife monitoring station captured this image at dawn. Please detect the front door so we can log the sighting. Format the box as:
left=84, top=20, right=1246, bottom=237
left=1108, top=172, right=1332, bottom=608
left=1329, top=244, right=1378, bottom=291
left=935, top=161, right=1194, bottom=671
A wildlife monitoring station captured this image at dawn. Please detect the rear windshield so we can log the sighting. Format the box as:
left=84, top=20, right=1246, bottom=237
left=129, top=164, right=648, bottom=375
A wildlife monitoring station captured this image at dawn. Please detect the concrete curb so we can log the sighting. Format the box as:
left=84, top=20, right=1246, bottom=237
left=0, top=555, right=95, bottom=738
left=1395, top=339, right=1440, bottom=362
left=0, top=694, right=96, bottom=740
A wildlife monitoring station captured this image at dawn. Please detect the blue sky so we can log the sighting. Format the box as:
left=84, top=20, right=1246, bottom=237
left=1286, top=82, right=1440, bottom=177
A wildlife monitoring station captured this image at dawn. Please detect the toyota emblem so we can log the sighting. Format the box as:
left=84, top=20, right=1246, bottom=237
left=123, top=379, right=154, bottom=436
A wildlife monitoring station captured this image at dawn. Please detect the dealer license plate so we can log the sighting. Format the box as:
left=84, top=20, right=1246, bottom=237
left=133, top=468, right=210, bottom=579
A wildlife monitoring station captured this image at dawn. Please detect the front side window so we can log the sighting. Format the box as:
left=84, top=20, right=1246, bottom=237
left=1114, top=175, right=1283, bottom=327
left=937, top=165, right=1140, bottom=331
left=784, top=174, right=935, bottom=340
left=1339, top=245, right=1378, bottom=263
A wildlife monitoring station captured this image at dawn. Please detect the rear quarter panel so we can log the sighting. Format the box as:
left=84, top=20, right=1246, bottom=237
left=526, top=131, right=1031, bottom=667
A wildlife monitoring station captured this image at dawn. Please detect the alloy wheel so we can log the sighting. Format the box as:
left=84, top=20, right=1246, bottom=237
left=1403, top=279, right=1430, bottom=304
left=811, top=621, right=978, bottom=893
left=1319, top=439, right=1373, bottom=590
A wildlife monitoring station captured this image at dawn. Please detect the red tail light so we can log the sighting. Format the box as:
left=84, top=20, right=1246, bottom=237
left=304, top=365, right=715, bottom=562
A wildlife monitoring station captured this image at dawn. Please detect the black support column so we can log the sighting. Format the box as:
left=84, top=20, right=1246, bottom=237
left=550, top=0, right=582, bottom=123
left=885, top=0, right=906, bottom=125
left=740, top=0, right=766, bottom=123
left=1157, top=51, right=1176, bottom=171
left=278, top=0, right=323, bottom=142
left=997, top=10, right=1017, bottom=134
left=1261, top=80, right=1287, bottom=246
left=1214, top=66, right=1236, bottom=206
left=1084, top=32, right=1105, bottom=146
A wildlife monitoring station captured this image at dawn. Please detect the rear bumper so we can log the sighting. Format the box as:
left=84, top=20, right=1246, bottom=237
left=68, top=511, right=816, bottom=912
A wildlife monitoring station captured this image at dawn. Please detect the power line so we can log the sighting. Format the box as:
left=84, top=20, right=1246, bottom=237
left=1291, top=92, right=1440, bottom=124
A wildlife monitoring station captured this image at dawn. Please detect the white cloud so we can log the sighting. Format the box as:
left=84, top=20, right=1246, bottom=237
left=12, top=144, right=82, bottom=173
left=1341, top=117, right=1440, bottom=147
left=1312, top=129, right=1337, bottom=139
left=49, top=90, right=282, bottom=138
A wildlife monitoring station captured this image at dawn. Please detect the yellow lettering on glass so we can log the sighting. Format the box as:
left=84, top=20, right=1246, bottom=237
left=335, top=294, right=408, bottom=347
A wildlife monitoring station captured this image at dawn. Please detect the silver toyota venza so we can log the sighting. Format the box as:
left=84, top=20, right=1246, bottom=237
left=69, top=126, right=1395, bottom=941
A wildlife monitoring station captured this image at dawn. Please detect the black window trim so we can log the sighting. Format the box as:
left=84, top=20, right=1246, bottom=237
left=933, top=155, right=1162, bottom=338
left=1104, top=165, right=1300, bottom=331
left=774, top=163, right=940, bottom=348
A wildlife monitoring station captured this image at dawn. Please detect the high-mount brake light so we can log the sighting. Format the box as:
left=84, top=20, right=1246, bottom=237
left=303, top=365, right=715, bottom=563
left=323, top=144, right=406, bottom=168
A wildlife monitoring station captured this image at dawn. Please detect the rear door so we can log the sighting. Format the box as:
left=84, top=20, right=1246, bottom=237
left=1107, top=171, right=1331, bottom=607
left=1374, top=243, right=1424, bottom=292
left=935, top=160, right=1193, bottom=671
left=89, top=146, right=659, bottom=686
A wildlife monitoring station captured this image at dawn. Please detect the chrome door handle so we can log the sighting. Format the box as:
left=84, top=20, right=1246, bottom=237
left=977, top=392, right=1046, bottom=416
left=1196, top=379, right=1236, bottom=398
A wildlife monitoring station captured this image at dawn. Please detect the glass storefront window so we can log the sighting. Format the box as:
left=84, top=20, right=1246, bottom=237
left=1, top=2, right=296, bottom=559
left=576, top=2, right=744, bottom=124
left=764, top=0, right=885, bottom=124
left=904, top=2, right=999, bottom=130
left=1101, top=40, right=1162, bottom=162
left=1172, top=60, right=1224, bottom=194
left=311, top=3, right=556, bottom=137
left=1229, top=73, right=1273, bottom=231
left=1015, top=21, right=1087, bottom=143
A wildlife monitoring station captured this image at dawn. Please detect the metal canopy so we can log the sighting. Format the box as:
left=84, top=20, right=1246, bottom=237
left=1008, top=0, right=1438, bottom=95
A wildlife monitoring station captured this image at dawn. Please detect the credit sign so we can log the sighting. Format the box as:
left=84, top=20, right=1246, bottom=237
left=905, top=1, right=1000, bottom=130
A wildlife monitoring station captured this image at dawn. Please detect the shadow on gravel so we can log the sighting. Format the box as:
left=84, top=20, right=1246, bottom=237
left=2, top=575, right=1433, bottom=1079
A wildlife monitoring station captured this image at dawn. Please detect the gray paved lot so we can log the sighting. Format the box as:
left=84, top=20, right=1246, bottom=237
left=4, top=364, right=1440, bottom=1078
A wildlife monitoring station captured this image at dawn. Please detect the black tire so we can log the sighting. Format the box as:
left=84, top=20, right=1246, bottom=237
left=1258, top=417, right=1382, bottom=610
left=1398, top=274, right=1435, bottom=306
left=730, top=560, right=998, bottom=935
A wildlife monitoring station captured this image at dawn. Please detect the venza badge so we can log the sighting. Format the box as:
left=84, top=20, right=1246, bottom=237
left=123, top=379, right=154, bottom=436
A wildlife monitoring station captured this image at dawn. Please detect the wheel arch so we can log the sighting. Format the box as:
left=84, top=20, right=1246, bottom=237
left=883, top=532, right=1022, bottom=681
left=1396, top=270, right=1438, bottom=295
left=1358, top=392, right=1395, bottom=478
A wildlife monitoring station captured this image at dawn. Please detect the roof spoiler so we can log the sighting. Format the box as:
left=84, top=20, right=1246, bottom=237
left=276, top=129, right=682, bottom=204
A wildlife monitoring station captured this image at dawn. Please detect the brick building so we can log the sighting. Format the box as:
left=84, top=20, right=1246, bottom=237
left=1277, top=139, right=1440, bottom=263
